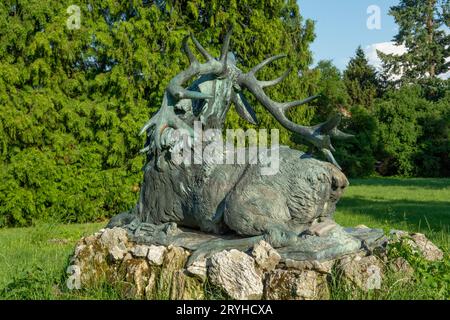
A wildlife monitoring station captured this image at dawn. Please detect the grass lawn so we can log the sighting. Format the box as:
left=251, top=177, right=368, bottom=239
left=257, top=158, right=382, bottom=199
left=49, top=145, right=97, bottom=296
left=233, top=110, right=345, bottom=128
left=0, top=177, right=449, bottom=299
left=335, top=178, right=450, bottom=249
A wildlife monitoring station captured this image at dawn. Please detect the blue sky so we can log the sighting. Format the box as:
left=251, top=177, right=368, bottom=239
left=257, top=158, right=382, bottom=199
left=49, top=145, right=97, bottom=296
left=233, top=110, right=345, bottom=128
left=298, top=0, right=400, bottom=71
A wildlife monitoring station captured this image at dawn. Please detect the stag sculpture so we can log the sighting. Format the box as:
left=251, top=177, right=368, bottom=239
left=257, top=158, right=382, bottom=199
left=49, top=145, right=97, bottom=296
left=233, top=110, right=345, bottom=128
left=108, top=30, right=356, bottom=262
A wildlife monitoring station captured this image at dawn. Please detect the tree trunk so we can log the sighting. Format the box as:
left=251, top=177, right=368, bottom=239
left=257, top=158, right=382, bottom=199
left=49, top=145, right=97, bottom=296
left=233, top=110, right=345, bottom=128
left=427, top=0, right=436, bottom=77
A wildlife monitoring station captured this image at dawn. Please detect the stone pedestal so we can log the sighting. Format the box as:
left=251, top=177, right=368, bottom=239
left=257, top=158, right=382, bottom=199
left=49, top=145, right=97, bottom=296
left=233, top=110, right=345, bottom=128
left=66, top=226, right=443, bottom=300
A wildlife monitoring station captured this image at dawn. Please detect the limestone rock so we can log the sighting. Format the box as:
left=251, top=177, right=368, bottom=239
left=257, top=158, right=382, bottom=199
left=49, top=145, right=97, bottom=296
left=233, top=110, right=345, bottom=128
left=336, top=253, right=384, bottom=291
left=109, top=245, right=127, bottom=260
left=264, top=269, right=329, bottom=300
left=390, top=230, right=443, bottom=262
left=208, top=249, right=263, bottom=300
left=122, top=258, right=150, bottom=298
left=100, top=227, right=129, bottom=261
left=169, top=270, right=204, bottom=300
left=410, top=233, right=443, bottom=261
left=69, top=235, right=111, bottom=286
left=186, top=258, right=207, bottom=281
left=251, top=240, right=281, bottom=272
left=66, top=226, right=428, bottom=300
left=146, top=245, right=166, bottom=265
left=158, top=246, right=190, bottom=297
left=68, top=229, right=203, bottom=299
left=388, top=257, right=414, bottom=280
left=100, top=227, right=128, bottom=250
left=131, top=245, right=150, bottom=258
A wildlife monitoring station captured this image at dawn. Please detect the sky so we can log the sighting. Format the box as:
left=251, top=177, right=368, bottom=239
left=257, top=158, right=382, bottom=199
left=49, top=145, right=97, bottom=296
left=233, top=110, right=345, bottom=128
left=297, top=0, right=401, bottom=71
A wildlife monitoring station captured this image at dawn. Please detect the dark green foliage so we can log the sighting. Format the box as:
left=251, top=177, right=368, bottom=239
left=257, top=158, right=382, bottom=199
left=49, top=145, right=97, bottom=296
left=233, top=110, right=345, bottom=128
left=0, top=0, right=318, bottom=227
left=0, top=0, right=448, bottom=228
left=344, top=47, right=379, bottom=108
left=311, top=59, right=379, bottom=177
left=334, top=106, right=379, bottom=178
left=288, top=60, right=347, bottom=153
left=313, top=60, right=349, bottom=118
left=333, top=48, right=380, bottom=177
left=373, top=85, right=449, bottom=177
left=340, top=41, right=449, bottom=178
left=414, top=90, right=450, bottom=177
left=370, top=0, right=450, bottom=176
left=374, top=86, right=427, bottom=176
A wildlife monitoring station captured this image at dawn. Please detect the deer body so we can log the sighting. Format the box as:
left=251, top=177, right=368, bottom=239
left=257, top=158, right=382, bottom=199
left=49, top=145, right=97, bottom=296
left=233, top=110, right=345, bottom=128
left=137, top=145, right=348, bottom=242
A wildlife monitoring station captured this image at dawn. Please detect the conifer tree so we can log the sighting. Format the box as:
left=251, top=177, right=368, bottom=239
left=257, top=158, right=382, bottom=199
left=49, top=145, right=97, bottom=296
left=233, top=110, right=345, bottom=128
left=0, top=0, right=318, bottom=226
left=312, top=60, right=349, bottom=118
left=344, top=46, right=379, bottom=108
left=378, top=0, right=450, bottom=84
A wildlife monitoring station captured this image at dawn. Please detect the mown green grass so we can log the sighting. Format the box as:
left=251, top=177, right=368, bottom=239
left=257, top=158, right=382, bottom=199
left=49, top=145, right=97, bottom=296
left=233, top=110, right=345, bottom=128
left=335, top=177, right=450, bottom=249
left=0, top=178, right=449, bottom=299
left=0, top=221, right=112, bottom=299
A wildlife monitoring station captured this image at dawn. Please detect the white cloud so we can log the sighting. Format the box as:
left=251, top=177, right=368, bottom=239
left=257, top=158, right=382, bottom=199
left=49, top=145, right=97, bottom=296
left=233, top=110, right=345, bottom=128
left=364, top=42, right=407, bottom=72
left=364, top=42, right=449, bottom=80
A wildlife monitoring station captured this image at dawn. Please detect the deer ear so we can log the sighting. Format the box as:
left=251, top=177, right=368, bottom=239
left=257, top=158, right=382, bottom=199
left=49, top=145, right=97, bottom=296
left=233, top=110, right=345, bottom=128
left=231, top=91, right=258, bottom=125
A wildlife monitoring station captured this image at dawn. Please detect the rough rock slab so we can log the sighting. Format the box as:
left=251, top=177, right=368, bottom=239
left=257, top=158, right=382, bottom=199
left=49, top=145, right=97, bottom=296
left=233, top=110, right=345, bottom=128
left=390, top=230, right=444, bottom=261
left=186, top=258, right=208, bottom=281
left=308, top=220, right=338, bottom=237
left=264, top=269, right=329, bottom=300
left=125, top=222, right=371, bottom=262
left=208, top=249, right=263, bottom=300
left=251, top=240, right=281, bottom=272
left=410, top=233, right=443, bottom=261
left=146, top=245, right=166, bottom=265
left=336, top=253, right=384, bottom=291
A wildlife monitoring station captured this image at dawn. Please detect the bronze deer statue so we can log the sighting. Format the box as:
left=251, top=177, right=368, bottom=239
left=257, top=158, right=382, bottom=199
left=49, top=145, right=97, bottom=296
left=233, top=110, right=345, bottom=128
left=107, top=29, right=353, bottom=262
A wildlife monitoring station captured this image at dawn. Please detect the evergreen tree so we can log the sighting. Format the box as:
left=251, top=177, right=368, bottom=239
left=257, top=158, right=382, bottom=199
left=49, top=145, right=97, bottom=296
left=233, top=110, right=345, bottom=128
left=0, top=0, right=318, bottom=227
left=344, top=46, right=379, bottom=108
left=291, top=60, right=350, bottom=159
left=378, top=0, right=450, bottom=84
left=312, top=60, right=349, bottom=118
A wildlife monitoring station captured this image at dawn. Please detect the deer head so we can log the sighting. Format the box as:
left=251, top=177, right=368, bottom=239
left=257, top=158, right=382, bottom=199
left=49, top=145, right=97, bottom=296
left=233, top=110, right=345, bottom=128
left=140, top=29, right=352, bottom=169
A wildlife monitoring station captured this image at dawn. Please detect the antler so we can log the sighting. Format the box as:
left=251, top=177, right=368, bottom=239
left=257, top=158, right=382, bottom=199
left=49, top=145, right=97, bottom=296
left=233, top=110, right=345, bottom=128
left=236, top=55, right=353, bottom=169
left=140, top=30, right=233, bottom=151
left=139, top=29, right=352, bottom=169
left=167, top=30, right=232, bottom=100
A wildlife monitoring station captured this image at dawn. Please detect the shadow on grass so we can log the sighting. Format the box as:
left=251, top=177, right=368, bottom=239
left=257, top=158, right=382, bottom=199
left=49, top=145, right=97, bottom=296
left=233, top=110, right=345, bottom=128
left=349, top=177, right=450, bottom=190
left=338, top=196, right=450, bottom=233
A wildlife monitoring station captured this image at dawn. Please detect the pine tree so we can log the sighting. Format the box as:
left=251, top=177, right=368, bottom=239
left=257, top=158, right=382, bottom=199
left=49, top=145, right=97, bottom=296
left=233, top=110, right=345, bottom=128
left=378, top=0, right=450, bottom=84
left=344, top=46, right=379, bottom=108
left=313, top=60, right=349, bottom=118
